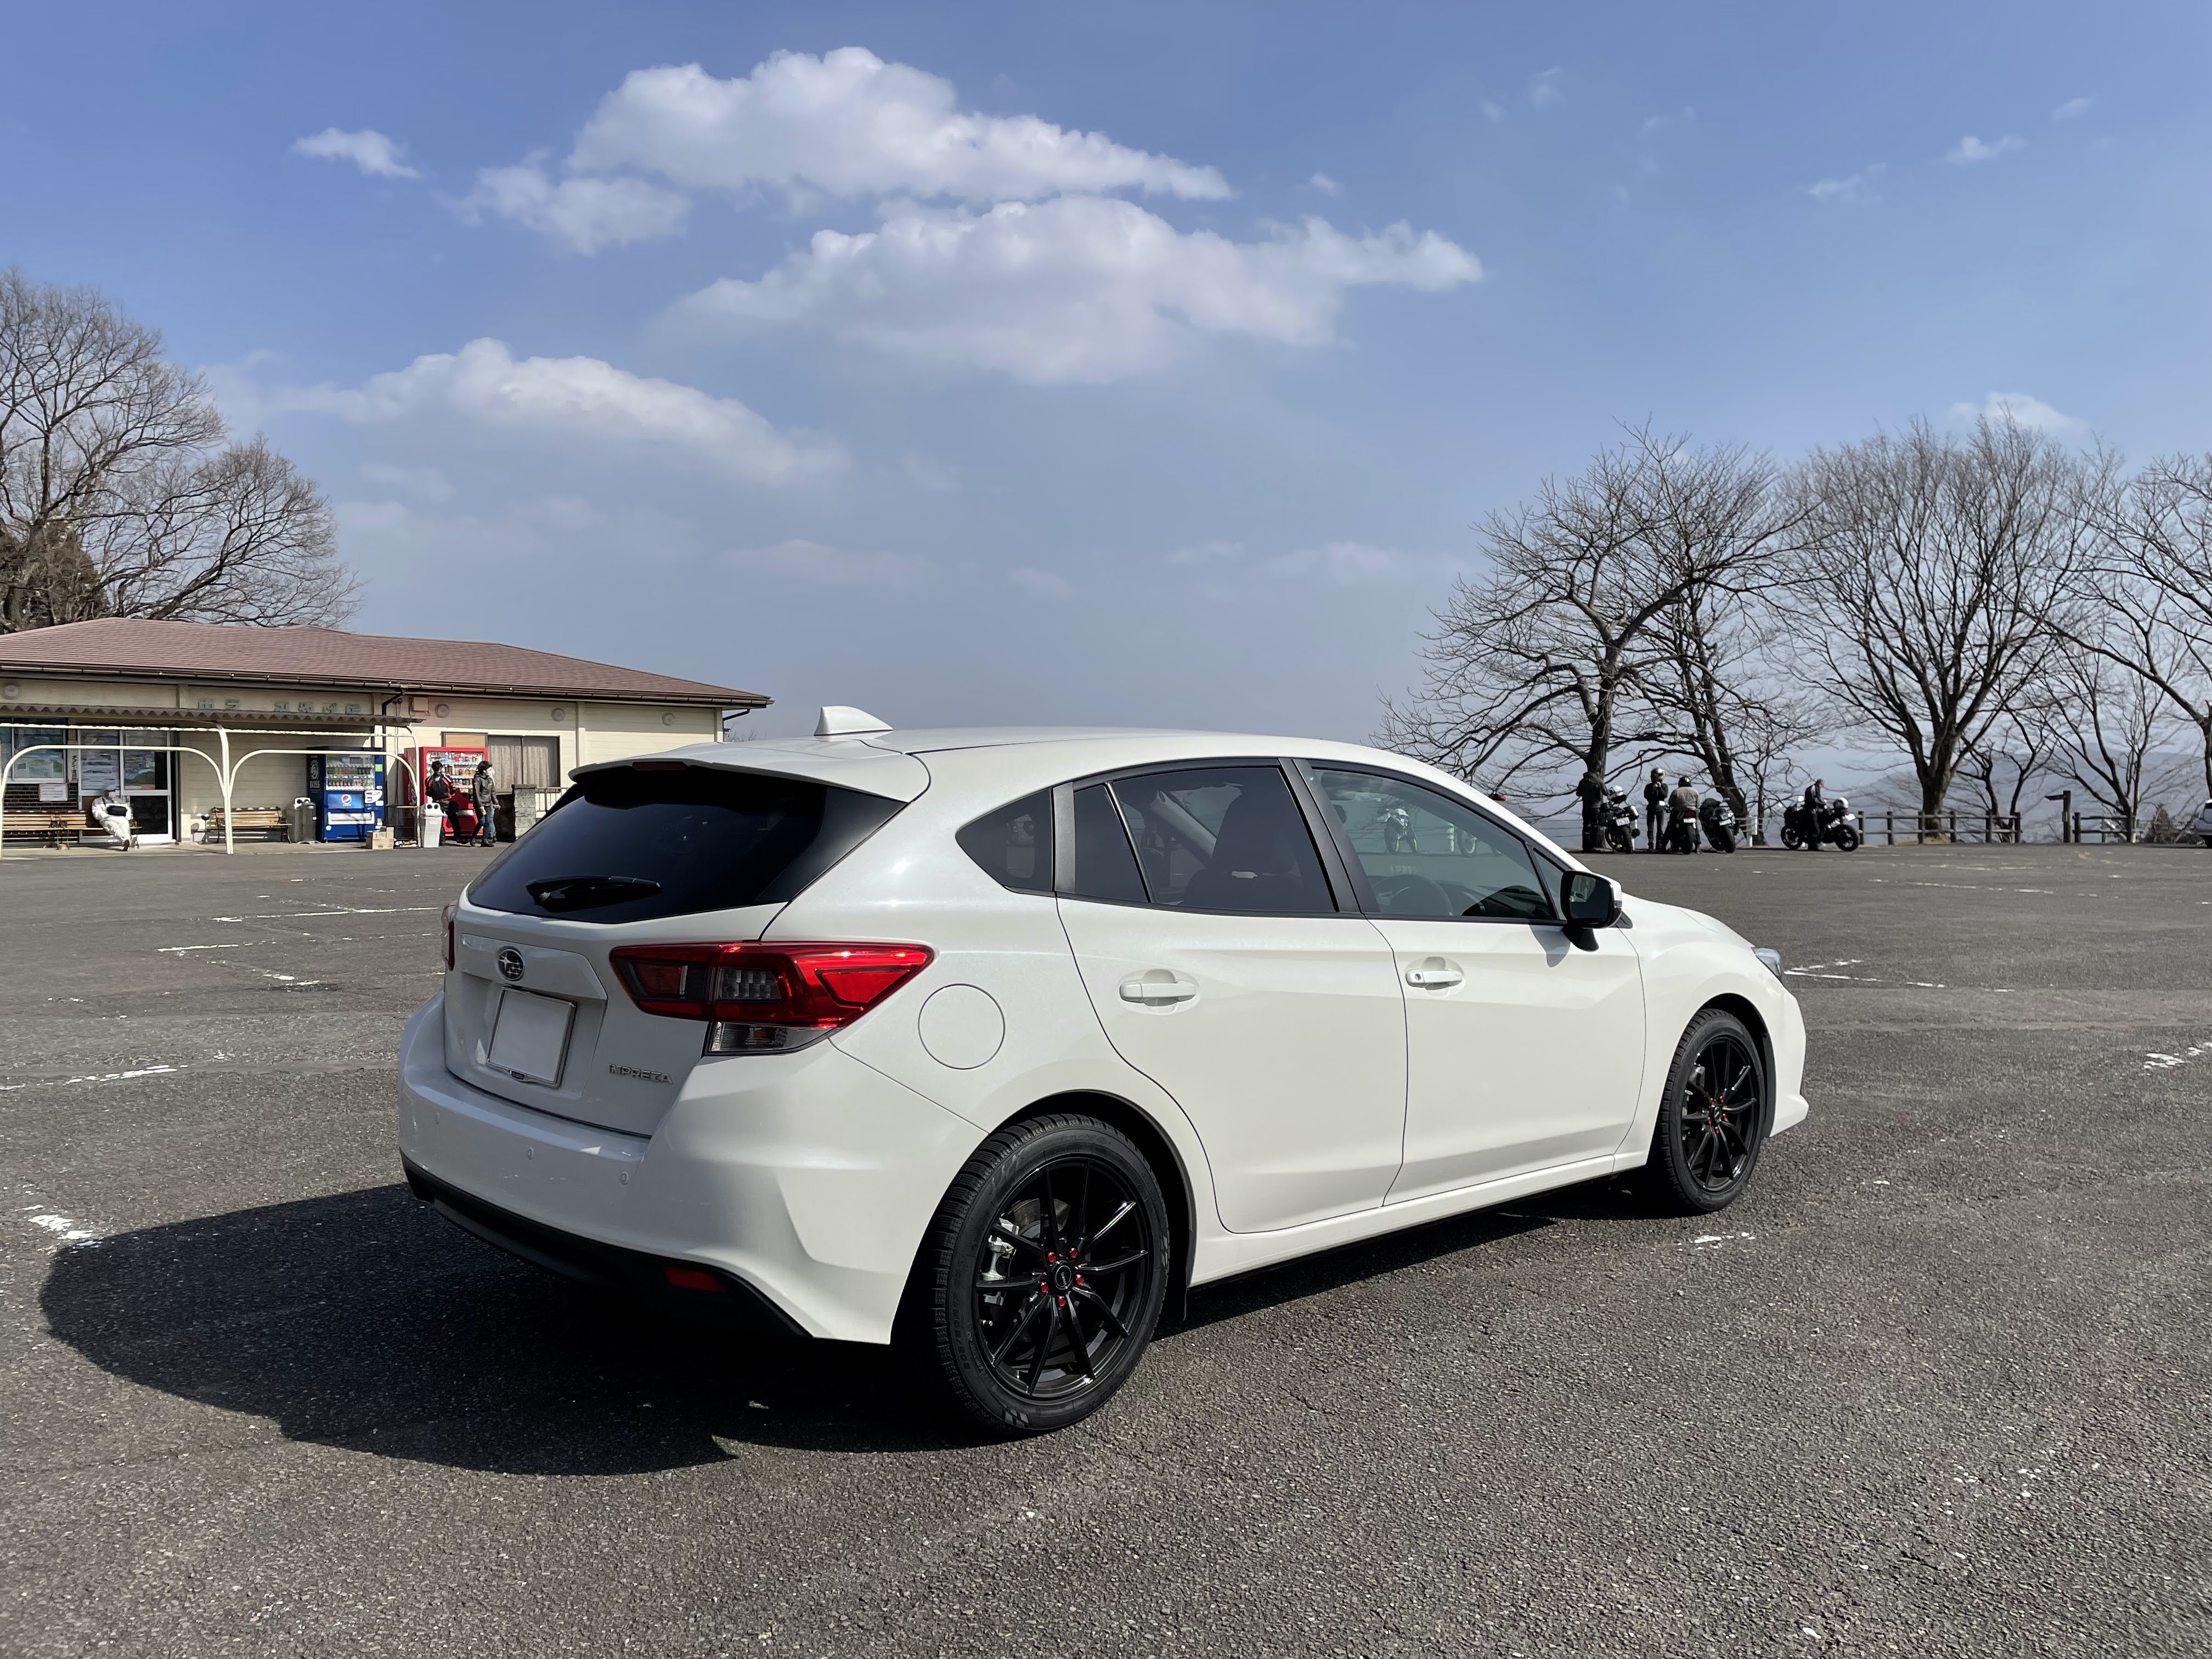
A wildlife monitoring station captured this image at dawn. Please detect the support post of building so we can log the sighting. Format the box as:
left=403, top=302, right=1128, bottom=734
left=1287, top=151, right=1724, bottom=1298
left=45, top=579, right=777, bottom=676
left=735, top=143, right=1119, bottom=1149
left=218, top=726, right=235, bottom=856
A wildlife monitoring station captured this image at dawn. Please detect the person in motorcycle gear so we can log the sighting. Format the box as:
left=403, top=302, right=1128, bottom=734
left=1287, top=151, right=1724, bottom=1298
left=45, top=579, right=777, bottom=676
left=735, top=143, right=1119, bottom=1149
left=1575, top=768, right=1606, bottom=851
left=1643, top=768, right=1668, bottom=851
left=1667, top=777, right=1702, bottom=853
left=1803, top=778, right=1826, bottom=819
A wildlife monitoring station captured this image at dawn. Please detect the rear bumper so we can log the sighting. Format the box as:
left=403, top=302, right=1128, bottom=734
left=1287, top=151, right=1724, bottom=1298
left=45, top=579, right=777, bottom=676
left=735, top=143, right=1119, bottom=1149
left=394, top=994, right=983, bottom=1342
left=401, top=1159, right=804, bottom=1335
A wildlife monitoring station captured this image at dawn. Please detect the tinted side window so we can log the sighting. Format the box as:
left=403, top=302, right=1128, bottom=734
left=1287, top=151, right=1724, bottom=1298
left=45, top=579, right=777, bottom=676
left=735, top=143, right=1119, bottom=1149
left=1307, top=768, right=1554, bottom=921
left=1067, top=784, right=1147, bottom=904
left=957, top=789, right=1053, bottom=893
left=1113, top=765, right=1333, bottom=914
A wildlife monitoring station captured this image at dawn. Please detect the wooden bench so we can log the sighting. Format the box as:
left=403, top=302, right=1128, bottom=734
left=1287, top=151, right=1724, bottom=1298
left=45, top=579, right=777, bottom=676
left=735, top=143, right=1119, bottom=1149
left=201, top=808, right=290, bottom=843
left=2, top=806, right=90, bottom=847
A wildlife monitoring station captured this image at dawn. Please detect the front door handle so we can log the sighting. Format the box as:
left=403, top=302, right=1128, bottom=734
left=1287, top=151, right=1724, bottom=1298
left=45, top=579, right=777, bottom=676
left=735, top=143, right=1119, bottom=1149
left=1405, top=958, right=1463, bottom=990
left=1120, top=972, right=1198, bottom=1006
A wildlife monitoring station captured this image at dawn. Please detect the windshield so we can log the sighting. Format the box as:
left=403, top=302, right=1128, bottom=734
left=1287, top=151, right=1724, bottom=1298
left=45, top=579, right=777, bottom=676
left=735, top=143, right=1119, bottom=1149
left=467, top=765, right=902, bottom=924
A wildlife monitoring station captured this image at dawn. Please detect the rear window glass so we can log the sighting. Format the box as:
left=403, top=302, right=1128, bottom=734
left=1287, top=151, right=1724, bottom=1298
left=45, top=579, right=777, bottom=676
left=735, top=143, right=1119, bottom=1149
left=467, top=765, right=902, bottom=924
left=957, top=789, right=1053, bottom=893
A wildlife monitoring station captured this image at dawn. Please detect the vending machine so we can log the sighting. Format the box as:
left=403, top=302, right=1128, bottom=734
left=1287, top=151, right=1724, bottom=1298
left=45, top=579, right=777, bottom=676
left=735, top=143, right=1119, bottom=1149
left=305, top=752, right=387, bottom=842
left=396, top=745, right=488, bottom=843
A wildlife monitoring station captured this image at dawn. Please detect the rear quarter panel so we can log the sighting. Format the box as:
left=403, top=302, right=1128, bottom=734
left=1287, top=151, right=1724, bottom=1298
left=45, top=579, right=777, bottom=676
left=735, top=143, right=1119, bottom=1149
left=769, top=746, right=1221, bottom=1228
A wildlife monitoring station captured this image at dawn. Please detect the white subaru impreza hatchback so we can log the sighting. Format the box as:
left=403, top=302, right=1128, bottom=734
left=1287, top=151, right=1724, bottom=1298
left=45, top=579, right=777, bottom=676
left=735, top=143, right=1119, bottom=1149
left=397, top=713, right=1807, bottom=1433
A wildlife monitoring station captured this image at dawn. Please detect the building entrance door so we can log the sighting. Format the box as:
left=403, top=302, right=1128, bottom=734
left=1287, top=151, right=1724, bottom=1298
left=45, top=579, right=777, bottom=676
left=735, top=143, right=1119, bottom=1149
left=121, top=731, right=174, bottom=842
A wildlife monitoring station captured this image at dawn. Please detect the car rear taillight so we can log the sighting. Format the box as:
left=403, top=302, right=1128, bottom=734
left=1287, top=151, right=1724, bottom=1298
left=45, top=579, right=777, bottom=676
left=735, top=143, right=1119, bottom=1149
left=442, top=902, right=457, bottom=971
left=610, top=941, right=933, bottom=1054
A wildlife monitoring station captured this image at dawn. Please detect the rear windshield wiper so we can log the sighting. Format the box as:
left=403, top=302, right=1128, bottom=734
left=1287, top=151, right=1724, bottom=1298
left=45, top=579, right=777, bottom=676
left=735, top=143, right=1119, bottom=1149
left=526, top=875, right=663, bottom=913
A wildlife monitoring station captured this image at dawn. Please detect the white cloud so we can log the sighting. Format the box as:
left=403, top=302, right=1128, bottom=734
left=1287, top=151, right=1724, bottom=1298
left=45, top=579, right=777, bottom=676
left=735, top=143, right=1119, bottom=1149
left=679, top=196, right=1480, bottom=383
left=257, top=338, right=842, bottom=483
left=461, top=161, right=689, bottom=253
left=1638, top=107, right=1695, bottom=138
left=726, top=538, right=928, bottom=585
left=1808, top=163, right=1886, bottom=205
left=1528, top=68, right=1565, bottom=110
left=1306, top=171, right=1342, bottom=196
left=1949, top=391, right=2089, bottom=437
left=567, top=49, right=1229, bottom=206
left=1481, top=100, right=1505, bottom=124
left=2051, top=97, right=2093, bottom=122
left=1946, top=134, right=2025, bottom=165
left=1008, top=566, right=1075, bottom=597
left=1264, top=540, right=1401, bottom=584
left=292, top=128, right=419, bottom=179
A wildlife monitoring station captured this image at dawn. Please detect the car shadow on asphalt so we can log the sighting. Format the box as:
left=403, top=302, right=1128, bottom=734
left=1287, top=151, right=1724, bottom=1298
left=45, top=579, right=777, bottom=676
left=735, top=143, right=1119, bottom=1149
left=1166, top=1203, right=1558, bottom=1335
left=41, top=1177, right=1644, bottom=1469
left=38, top=1184, right=958, bottom=1470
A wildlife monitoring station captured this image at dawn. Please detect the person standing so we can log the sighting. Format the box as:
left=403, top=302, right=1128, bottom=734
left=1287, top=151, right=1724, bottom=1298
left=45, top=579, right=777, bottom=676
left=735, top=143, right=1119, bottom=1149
left=471, top=758, right=499, bottom=847
left=1669, top=776, right=1703, bottom=853
left=1575, top=767, right=1606, bottom=852
left=1642, top=767, right=1668, bottom=852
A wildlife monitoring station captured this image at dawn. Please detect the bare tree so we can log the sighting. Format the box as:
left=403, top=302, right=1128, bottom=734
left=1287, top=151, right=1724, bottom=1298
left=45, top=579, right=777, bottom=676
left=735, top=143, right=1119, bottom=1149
left=1645, top=573, right=1827, bottom=840
left=1381, top=428, right=1794, bottom=827
left=2060, top=456, right=2212, bottom=799
left=1955, top=684, right=2065, bottom=834
left=0, top=268, right=356, bottom=634
left=2049, top=635, right=2173, bottom=838
left=1787, top=417, right=2095, bottom=827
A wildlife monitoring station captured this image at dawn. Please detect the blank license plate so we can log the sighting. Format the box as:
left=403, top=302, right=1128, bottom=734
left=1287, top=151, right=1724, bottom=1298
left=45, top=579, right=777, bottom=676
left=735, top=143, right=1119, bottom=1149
left=487, top=989, right=574, bottom=1087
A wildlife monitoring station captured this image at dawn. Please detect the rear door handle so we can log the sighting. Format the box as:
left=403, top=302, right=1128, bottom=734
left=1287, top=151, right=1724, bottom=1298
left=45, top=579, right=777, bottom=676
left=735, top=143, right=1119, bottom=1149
left=1405, top=958, right=1463, bottom=990
left=1120, top=973, right=1198, bottom=1005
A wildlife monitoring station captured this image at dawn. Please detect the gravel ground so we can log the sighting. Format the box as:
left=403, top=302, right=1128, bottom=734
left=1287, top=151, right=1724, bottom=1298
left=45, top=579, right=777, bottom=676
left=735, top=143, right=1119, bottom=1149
left=2, top=838, right=2207, bottom=1658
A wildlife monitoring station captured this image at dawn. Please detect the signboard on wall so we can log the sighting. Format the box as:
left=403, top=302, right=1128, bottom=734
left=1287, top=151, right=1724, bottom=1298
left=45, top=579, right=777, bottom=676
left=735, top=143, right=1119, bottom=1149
left=78, top=751, right=120, bottom=795
left=38, top=780, right=66, bottom=803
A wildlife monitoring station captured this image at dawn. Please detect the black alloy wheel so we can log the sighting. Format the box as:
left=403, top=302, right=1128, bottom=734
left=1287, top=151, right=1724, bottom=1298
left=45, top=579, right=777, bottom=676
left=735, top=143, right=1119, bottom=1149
left=905, top=1114, right=1169, bottom=1435
left=1643, top=1008, right=1768, bottom=1214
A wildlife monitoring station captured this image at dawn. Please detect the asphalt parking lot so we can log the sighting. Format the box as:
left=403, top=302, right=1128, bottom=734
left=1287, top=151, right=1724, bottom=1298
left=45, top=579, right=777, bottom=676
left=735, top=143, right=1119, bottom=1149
left=2, top=839, right=2207, bottom=1657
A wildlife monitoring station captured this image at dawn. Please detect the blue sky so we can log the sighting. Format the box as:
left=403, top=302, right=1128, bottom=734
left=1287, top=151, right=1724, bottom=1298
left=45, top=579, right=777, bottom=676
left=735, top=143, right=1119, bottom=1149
left=6, top=2, right=2208, bottom=742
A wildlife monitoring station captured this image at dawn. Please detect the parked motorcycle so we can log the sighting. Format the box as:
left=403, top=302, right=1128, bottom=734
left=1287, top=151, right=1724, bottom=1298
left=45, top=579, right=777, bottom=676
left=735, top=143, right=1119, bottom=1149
left=1600, top=786, right=1639, bottom=854
left=1699, top=795, right=1742, bottom=854
left=1781, top=796, right=1861, bottom=852
left=1664, top=798, right=1702, bottom=854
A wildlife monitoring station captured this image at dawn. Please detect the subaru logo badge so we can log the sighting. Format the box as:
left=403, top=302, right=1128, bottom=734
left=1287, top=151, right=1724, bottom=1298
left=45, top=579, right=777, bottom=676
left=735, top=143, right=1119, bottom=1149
left=496, top=947, right=524, bottom=983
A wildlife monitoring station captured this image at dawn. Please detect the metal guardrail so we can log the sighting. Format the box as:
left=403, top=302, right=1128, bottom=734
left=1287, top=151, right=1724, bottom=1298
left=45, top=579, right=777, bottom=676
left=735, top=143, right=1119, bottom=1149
left=1866, top=811, right=2023, bottom=846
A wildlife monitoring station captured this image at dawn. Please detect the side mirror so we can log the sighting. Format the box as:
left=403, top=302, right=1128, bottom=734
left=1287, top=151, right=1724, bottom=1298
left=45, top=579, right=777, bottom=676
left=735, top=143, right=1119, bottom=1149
left=1560, top=870, right=1622, bottom=935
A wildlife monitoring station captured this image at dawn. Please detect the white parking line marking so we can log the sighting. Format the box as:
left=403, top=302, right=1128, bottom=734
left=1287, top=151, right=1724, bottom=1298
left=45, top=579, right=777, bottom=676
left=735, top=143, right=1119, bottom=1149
left=24, top=1209, right=101, bottom=1249
left=0, top=1065, right=185, bottom=1092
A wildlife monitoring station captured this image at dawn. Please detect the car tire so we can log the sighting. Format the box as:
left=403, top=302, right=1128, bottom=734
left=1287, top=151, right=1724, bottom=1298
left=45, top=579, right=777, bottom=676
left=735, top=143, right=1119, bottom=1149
left=1641, top=1008, right=1769, bottom=1215
left=903, top=1113, right=1171, bottom=1436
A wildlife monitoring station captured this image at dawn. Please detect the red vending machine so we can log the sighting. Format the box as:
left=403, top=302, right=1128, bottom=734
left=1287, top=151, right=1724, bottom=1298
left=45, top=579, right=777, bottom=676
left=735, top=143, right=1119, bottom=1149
left=396, top=745, right=488, bottom=845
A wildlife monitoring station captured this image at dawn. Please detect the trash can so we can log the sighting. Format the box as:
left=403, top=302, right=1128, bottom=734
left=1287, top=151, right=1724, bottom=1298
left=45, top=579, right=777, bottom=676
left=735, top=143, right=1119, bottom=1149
left=289, top=798, right=318, bottom=843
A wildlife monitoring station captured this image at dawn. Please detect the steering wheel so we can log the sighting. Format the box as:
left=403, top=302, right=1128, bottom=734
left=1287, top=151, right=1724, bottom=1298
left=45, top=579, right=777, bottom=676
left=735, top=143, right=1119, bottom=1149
left=1370, top=873, right=1455, bottom=916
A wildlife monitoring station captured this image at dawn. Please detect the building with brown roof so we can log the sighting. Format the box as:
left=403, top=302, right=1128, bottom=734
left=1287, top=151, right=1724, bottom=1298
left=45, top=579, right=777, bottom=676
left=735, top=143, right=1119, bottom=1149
left=1, top=620, right=770, bottom=847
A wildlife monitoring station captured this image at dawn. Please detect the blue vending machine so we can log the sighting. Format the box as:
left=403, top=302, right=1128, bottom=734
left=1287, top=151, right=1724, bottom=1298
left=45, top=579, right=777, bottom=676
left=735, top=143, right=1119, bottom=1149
left=306, top=752, right=387, bottom=841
